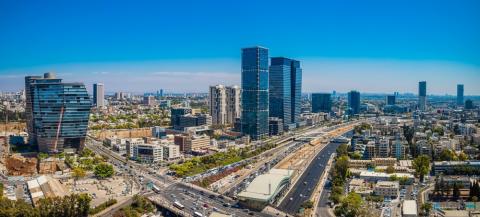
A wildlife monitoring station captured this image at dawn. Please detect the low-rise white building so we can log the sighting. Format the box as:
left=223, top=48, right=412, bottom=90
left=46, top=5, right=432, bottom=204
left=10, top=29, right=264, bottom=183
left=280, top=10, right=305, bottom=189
left=132, top=143, right=163, bottom=163
left=162, top=144, right=181, bottom=161
left=374, top=181, right=399, bottom=198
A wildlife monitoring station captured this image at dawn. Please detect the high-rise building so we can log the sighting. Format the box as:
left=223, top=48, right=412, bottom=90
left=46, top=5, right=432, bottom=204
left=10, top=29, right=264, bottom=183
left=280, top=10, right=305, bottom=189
left=311, top=93, right=332, bottom=113
left=25, top=73, right=91, bottom=153
left=93, top=83, right=105, bottom=107
left=465, top=99, right=474, bottom=110
left=241, top=46, right=269, bottom=140
left=457, top=84, right=464, bottom=106
left=209, top=85, right=241, bottom=125
left=348, top=90, right=361, bottom=115
left=170, top=108, right=192, bottom=128
left=418, top=81, right=427, bottom=111
left=386, top=95, right=396, bottom=105
left=269, top=57, right=302, bottom=129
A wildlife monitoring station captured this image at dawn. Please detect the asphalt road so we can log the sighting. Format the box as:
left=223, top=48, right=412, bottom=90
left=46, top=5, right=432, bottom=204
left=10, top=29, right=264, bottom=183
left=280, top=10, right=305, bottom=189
left=86, top=139, right=268, bottom=217
left=161, top=184, right=271, bottom=217
left=278, top=142, right=341, bottom=215
left=317, top=181, right=334, bottom=217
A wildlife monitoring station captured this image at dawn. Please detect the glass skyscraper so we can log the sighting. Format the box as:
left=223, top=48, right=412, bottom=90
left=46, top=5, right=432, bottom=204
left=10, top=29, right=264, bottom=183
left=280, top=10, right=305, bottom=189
left=386, top=95, right=396, bottom=105
left=25, top=73, right=91, bottom=153
left=241, top=46, right=269, bottom=140
left=457, top=84, right=464, bottom=106
left=269, top=57, right=302, bottom=129
left=418, top=81, right=427, bottom=111
left=348, top=90, right=361, bottom=115
left=311, top=93, right=332, bottom=113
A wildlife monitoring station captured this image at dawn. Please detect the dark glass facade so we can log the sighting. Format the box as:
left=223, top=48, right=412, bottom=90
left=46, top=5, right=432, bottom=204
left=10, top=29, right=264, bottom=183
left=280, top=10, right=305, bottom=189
left=348, top=90, right=361, bottom=115
left=170, top=107, right=192, bottom=129
left=269, top=57, right=302, bottom=128
left=290, top=60, right=302, bottom=124
left=241, top=47, right=269, bottom=140
left=457, top=84, right=464, bottom=106
left=387, top=95, right=396, bottom=105
left=419, top=81, right=427, bottom=97
left=311, top=93, right=331, bottom=113
left=25, top=73, right=91, bottom=153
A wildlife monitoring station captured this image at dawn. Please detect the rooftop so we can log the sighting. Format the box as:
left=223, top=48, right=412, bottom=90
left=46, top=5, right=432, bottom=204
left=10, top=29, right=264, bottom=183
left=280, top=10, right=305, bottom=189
left=237, top=169, right=293, bottom=202
left=402, top=200, right=417, bottom=215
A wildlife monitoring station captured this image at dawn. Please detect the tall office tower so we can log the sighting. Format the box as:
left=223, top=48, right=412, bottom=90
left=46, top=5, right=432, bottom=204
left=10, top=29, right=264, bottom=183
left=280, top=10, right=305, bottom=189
left=418, top=81, right=427, bottom=111
left=93, top=83, right=105, bottom=107
left=269, top=57, right=302, bottom=129
left=465, top=99, right=474, bottom=110
left=209, top=85, right=241, bottom=125
left=311, top=93, right=332, bottom=113
left=348, top=90, right=361, bottom=115
left=457, top=84, right=464, bottom=106
left=386, top=95, right=396, bottom=105
left=241, top=46, right=269, bottom=140
left=25, top=73, right=91, bottom=153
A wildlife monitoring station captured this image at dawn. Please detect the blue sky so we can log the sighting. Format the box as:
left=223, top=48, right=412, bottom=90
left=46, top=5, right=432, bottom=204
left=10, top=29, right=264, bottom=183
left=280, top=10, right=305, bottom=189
left=1, top=0, right=479, bottom=94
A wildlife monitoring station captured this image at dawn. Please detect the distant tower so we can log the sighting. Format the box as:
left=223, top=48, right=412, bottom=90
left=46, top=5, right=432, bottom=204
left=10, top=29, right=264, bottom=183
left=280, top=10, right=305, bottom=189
left=386, top=95, right=396, bottom=105
left=311, top=93, right=332, bottom=113
left=457, top=84, right=464, bottom=106
left=93, top=83, right=105, bottom=107
left=348, top=91, right=361, bottom=115
left=418, top=81, right=427, bottom=111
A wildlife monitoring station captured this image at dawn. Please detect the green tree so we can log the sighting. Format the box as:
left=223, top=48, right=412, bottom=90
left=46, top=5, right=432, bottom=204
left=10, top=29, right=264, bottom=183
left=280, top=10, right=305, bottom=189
left=421, top=202, right=432, bottom=216
left=386, top=165, right=395, bottom=174
left=94, top=163, right=114, bottom=179
left=350, top=151, right=362, bottom=160
left=334, top=192, right=363, bottom=217
left=72, top=167, right=86, bottom=187
left=336, top=144, right=349, bottom=157
left=438, top=149, right=458, bottom=161
left=37, top=152, right=49, bottom=160
left=458, top=152, right=468, bottom=161
left=413, top=155, right=431, bottom=182
left=301, top=200, right=314, bottom=209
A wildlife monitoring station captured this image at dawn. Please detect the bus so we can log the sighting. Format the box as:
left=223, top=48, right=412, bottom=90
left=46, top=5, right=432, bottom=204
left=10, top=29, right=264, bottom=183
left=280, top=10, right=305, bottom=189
left=152, top=184, right=161, bottom=193
left=173, top=201, right=185, bottom=210
left=193, top=212, right=203, bottom=217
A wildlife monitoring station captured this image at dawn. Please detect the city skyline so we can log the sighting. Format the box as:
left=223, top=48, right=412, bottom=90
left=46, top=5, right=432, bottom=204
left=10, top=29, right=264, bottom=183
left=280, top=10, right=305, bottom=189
left=1, top=0, right=480, bottom=94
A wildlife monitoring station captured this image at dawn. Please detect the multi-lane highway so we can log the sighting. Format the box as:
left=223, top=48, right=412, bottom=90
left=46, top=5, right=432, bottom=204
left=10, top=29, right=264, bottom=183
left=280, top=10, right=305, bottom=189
left=278, top=141, right=341, bottom=215
left=86, top=137, right=269, bottom=217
